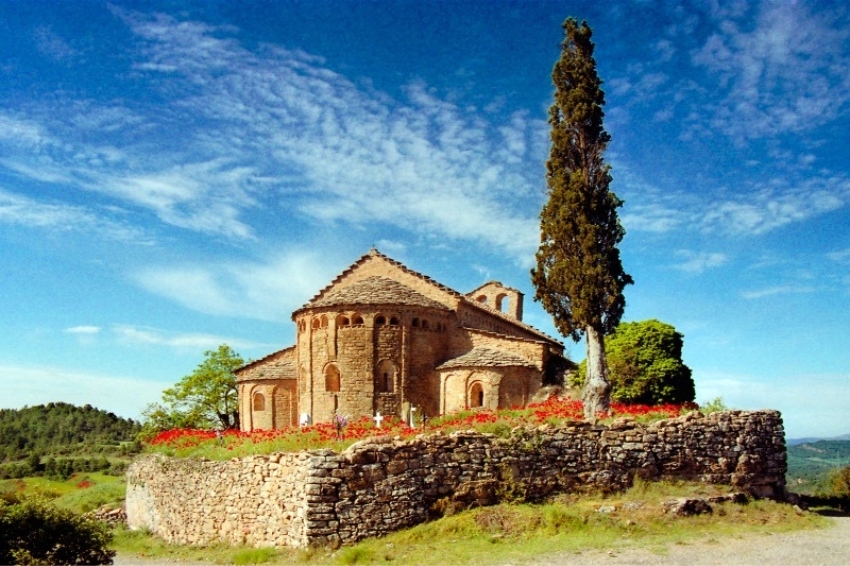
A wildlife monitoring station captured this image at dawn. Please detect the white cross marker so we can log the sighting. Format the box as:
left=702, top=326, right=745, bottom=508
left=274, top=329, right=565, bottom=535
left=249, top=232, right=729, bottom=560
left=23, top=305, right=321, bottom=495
left=374, top=411, right=384, bottom=429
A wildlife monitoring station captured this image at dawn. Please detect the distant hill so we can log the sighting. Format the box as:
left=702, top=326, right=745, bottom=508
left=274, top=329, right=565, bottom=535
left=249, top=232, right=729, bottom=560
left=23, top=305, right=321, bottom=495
left=786, top=439, right=850, bottom=495
left=0, top=402, right=140, bottom=463
left=787, top=433, right=850, bottom=446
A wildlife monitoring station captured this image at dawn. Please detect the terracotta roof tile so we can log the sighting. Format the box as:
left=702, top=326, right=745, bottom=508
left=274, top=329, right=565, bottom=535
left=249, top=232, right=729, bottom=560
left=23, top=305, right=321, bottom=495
left=437, top=347, right=537, bottom=370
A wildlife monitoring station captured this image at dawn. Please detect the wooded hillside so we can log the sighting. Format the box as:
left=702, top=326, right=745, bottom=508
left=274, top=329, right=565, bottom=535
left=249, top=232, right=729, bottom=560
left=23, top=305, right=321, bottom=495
left=0, top=402, right=140, bottom=463
left=786, top=439, right=850, bottom=495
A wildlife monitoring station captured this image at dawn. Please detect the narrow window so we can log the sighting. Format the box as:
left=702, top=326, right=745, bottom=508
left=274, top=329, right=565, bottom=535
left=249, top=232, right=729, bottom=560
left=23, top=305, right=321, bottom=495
left=325, top=364, right=341, bottom=392
left=375, top=360, right=396, bottom=393
left=412, top=318, right=420, bottom=328
left=253, top=393, right=266, bottom=411
left=352, top=314, right=364, bottom=325
left=375, top=315, right=386, bottom=326
left=469, top=383, right=484, bottom=408
left=389, top=316, right=400, bottom=326
left=312, top=318, right=320, bottom=329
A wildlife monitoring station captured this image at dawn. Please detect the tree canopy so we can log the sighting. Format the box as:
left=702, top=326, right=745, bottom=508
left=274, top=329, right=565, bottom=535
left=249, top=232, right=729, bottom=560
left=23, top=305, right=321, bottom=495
left=0, top=403, right=140, bottom=464
left=143, top=344, right=244, bottom=433
left=531, top=17, right=632, bottom=418
left=573, top=319, right=695, bottom=405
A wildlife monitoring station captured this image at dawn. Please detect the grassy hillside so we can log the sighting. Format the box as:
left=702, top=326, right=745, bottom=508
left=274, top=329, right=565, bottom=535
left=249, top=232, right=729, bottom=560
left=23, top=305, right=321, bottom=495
left=786, top=439, right=850, bottom=495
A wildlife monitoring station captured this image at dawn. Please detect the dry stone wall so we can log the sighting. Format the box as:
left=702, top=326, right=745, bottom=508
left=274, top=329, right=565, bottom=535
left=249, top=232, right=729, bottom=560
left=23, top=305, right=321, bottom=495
left=126, top=410, right=786, bottom=549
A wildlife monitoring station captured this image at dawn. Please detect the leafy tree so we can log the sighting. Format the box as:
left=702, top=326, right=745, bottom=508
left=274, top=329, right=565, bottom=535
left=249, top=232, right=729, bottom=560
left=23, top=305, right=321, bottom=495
left=0, top=496, right=115, bottom=565
left=573, top=320, right=695, bottom=405
left=531, top=17, right=632, bottom=418
left=144, top=344, right=244, bottom=433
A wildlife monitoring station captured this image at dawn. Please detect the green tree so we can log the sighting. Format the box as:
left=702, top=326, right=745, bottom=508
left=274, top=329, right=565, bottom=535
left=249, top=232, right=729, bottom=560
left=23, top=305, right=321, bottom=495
left=0, top=496, right=114, bottom=565
left=573, top=320, right=695, bottom=405
left=531, top=17, right=632, bottom=419
left=145, top=344, right=244, bottom=432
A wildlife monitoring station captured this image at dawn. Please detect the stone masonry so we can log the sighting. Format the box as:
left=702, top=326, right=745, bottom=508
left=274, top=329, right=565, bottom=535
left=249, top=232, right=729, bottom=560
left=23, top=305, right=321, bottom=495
left=126, top=409, right=786, bottom=548
left=236, top=249, right=571, bottom=431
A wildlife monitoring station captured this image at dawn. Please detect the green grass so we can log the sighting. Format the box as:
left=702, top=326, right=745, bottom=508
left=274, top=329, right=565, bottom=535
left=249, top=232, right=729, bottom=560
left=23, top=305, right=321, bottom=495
left=111, top=480, right=831, bottom=565
left=0, top=472, right=126, bottom=513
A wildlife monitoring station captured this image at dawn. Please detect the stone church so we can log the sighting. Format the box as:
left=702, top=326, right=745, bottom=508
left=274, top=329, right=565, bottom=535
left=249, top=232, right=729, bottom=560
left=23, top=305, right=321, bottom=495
left=237, top=249, right=569, bottom=431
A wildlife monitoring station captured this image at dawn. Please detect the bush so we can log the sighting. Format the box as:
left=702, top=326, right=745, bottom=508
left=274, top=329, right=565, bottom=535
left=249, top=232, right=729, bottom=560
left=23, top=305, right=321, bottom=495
left=0, top=495, right=115, bottom=565
left=830, top=465, right=850, bottom=498
left=572, top=319, right=695, bottom=405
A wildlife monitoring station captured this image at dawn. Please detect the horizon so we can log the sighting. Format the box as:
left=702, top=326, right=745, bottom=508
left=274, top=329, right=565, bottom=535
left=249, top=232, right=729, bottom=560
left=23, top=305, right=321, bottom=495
left=1, top=1, right=849, bottom=439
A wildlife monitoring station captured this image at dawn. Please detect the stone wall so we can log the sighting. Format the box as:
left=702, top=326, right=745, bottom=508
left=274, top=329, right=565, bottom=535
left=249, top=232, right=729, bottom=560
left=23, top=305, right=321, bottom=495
left=127, top=410, right=786, bottom=549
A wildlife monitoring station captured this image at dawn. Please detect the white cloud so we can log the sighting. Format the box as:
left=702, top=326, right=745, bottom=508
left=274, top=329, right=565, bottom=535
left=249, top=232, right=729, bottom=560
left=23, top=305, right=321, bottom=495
left=0, top=189, right=150, bottom=243
left=0, top=11, right=546, bottom=262
left=0, top=363, right=167, bottom=420
left=111, top=325, right=270, bottom=351
left=618, top=170, right=850, bottom=237
left=690, top=1, right=850, bottom=139
left=64, top=326, right=102, bottom=335
left=132, top=250, right=338, bottom=322
left=828, top=248, right=850, bottom=264
left=741, top=285, right=816, bottom=300
left=672, top=250, right=727, bottom=274
left=696, top=369, right=850, bottom=438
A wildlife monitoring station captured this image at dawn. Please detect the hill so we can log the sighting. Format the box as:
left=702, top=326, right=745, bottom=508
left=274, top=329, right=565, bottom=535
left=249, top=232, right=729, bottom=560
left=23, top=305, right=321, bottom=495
left=786, top=439, right=850, bottom=495
left=0, top=402, right=140, bottom=463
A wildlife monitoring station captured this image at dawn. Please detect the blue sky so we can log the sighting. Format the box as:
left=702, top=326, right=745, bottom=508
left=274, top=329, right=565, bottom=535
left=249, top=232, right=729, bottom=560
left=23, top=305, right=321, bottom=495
left=1, top=0, right=848, bottom=439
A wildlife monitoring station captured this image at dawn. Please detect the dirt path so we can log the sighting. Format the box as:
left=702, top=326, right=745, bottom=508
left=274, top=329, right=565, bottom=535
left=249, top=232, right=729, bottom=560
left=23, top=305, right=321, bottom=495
left=527, top=515, right=850, bottom=566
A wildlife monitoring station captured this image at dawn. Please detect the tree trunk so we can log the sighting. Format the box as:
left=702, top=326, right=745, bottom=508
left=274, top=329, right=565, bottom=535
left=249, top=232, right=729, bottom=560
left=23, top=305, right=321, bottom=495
left=582, top=325, right=612, bottom=419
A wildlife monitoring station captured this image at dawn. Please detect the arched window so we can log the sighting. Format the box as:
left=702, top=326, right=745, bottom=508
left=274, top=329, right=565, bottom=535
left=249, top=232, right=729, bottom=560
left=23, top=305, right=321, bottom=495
left=412, top=318, right=420, bottom=328
left=253, top=392, right=266, bottom=411
left=320, top=315, right=328, bottom=328
left=421, top=319, right=430, bottom=330
left=325, top=364, right=341, bottom=392
left=476, top=295, right=488, bottom=304
left=375, top=360, right=396, bottom=393
left=496, top=293, right=509, bottom=313
left=337, top=315, right=350, bottom=327
left=469, top=382, right=484, bottom=408
left=352, top=314, right=364, bottom=325
left=312, top=318, right=320, bottom=329
left=375, top=315, right=386, bottom=326
left=389, top=316, right=400, bottom=326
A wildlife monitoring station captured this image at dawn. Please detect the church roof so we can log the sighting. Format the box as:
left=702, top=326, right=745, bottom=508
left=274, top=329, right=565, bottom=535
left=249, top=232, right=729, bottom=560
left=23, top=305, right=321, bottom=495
left=235, top=346, right=296, bottom=379
left=436, top=347, right=538, bottom=370
left=304, top=275, right=449, bottom=311
left=295, top=248, right=561, bottom=346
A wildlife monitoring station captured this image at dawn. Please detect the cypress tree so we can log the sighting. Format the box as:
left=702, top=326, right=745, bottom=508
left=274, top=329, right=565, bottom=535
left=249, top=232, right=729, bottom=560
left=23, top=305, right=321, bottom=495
left=531, top=18, right=633, bottom=418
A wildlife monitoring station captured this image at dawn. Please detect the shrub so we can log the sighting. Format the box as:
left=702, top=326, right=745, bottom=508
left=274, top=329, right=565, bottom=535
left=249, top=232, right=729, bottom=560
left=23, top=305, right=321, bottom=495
left=0, top=495, right=115, bottom=565
left=830, top=465, right=850, bottom=498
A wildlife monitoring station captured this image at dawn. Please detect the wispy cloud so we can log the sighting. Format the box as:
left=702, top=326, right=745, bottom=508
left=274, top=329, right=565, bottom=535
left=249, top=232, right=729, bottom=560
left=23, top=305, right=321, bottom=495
left=690, top=1, right=850, bottom=140
left=64, top=326, right=101, bottom=335
left=34, top=26, right=78, bottom=61
left=696, top=369, right=850, bottom=438
left=132, top=250, right=338, bottom=322
left=741, top=285, right=816, bottom=300
left=672, top=250, right=727, bottom=274
left=0, top=363, right=166, bottom=419
left=619, top=172, right=850, bottom=237
left=111, top=324, right=270, bottom=351
left=828, top=248, right=850, bottom=264
left=0, top=189, right=150, bottom=243
left=0, top=9, right=545, bottom=262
